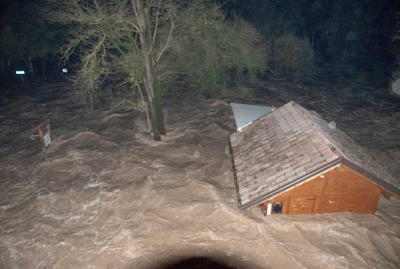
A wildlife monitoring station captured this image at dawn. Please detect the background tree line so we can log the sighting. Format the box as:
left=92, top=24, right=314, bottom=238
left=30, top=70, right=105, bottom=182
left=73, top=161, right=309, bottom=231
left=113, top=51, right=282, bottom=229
left=224, top=0, right=399, bottom=66
left=0, top=0, right=65, bottom=79
left=2, top=0, right=399, bottom=80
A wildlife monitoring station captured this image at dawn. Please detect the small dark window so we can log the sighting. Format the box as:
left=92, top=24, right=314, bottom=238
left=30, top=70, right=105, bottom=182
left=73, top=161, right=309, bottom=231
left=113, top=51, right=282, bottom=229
left=273, top=202, right=283, bottom=214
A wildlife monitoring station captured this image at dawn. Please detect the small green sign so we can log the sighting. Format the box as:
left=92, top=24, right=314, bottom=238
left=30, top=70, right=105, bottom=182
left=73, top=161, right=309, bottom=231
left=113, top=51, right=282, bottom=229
left=43, top=133, right=51, bottom=148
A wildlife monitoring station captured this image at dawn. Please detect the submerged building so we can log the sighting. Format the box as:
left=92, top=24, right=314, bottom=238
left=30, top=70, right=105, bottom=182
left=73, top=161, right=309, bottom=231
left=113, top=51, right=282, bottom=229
left=230, top=101, right=400, bottom=215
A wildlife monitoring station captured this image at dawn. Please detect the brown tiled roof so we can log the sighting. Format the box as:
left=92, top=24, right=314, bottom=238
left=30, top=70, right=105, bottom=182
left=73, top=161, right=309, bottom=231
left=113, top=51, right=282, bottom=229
left=230, top=101, right=400, bottom=209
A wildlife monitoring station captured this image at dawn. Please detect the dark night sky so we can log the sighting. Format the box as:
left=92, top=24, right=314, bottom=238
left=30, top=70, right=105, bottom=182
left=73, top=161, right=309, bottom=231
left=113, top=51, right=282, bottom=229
left=0, top=0, right=14, bottom=12
left=1, top=0, right=400, bottom=71
left=1, top=0, right=400, bottom=28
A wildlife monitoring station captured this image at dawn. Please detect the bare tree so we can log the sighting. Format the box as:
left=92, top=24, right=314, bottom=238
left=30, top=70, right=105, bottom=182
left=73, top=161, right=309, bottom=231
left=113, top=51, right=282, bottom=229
left=46, top=0, right=265, bottom=141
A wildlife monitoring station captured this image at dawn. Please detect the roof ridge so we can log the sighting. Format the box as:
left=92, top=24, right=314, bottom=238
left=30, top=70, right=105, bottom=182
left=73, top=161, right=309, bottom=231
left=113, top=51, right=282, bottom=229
left=290, top=103, right=343, bottom=157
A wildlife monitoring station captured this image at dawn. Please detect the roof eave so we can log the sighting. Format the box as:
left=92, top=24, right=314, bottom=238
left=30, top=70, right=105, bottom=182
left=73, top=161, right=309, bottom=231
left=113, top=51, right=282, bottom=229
left=341, top=159, right=400, bottom=199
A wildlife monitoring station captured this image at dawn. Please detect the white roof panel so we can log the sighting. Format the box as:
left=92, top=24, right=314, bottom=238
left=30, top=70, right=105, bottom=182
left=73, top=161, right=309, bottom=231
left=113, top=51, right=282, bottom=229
left=230, top=103, right=272, bottom=131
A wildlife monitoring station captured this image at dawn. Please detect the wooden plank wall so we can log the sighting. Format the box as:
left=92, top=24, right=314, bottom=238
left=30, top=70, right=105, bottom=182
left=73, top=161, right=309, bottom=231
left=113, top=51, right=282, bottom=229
left=263, top=165, right=381, bottom=215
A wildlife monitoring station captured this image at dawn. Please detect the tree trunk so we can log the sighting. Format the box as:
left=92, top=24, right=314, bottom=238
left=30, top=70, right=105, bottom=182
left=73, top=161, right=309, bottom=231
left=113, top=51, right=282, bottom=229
left=136, top=0, right=165, bottom=141
left=139, top=32, right=161, bottom=141
left=41, top=56, right=47, bottom=78
left=154, top=83, right=165, bottom=135
left=7, top=51, right=11, bottom=69
left=24, top=57, right=36, bottom=78
left=147, top=99, right=162, bottom=141
left=144, top=0, right=165, bottom=136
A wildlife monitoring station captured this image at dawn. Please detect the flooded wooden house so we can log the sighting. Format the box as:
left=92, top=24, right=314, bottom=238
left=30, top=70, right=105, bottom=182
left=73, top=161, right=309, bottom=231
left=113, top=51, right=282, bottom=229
left=229, top=101, right=400, bottom=215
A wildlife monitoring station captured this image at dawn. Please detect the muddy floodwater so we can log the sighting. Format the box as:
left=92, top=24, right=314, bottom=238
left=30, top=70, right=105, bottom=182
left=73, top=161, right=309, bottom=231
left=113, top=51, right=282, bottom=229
left=1, top=67, right=400, bottom=269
